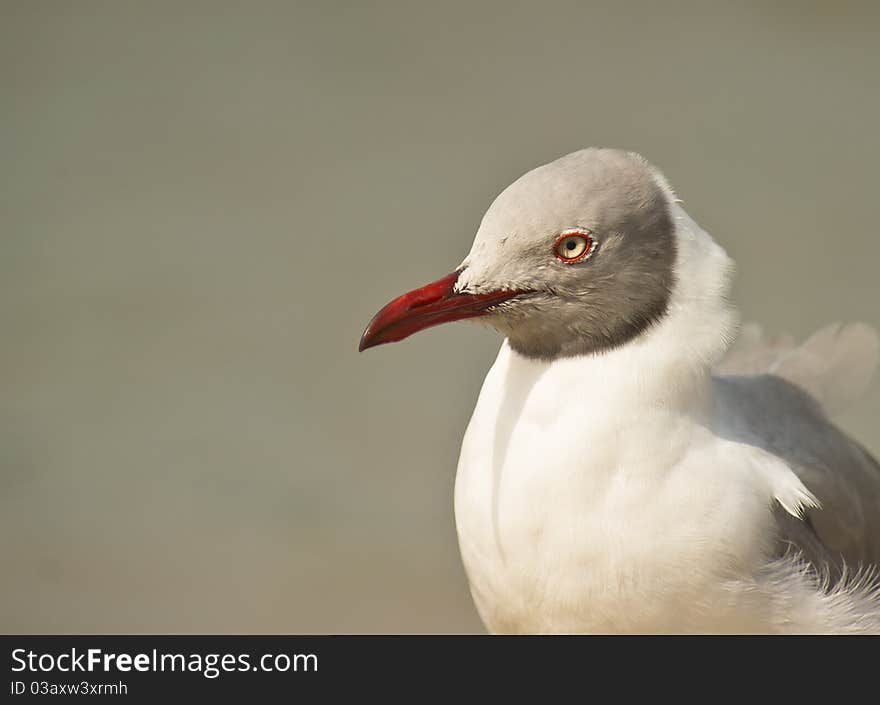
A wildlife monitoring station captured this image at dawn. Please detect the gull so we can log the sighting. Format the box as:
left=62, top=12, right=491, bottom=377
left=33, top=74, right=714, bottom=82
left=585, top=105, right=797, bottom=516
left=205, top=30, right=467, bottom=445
left=359, top=148, right=880, bottom=634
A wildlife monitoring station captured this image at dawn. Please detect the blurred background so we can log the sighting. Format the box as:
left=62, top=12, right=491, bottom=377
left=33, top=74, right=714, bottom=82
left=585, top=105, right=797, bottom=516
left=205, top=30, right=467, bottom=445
left=2, top=1, right=879, bottom=633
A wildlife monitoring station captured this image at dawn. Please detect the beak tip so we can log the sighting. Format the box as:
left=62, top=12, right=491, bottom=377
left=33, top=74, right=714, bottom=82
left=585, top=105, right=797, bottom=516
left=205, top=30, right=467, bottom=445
left=358, top=327, right=377, bottom=352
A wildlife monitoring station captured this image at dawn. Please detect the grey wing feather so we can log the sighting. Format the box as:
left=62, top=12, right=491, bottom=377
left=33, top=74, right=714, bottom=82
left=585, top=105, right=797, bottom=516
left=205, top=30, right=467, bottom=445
left=714, top=374, right=880, bottom=573
left=715, top=323, right=880, bottom=576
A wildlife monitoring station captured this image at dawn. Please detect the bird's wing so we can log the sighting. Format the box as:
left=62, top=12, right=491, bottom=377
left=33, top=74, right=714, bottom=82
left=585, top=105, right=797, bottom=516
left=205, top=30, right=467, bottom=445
left=713, top=322, right=880, bottom=574
left=717, top=322, right=879, bottom=414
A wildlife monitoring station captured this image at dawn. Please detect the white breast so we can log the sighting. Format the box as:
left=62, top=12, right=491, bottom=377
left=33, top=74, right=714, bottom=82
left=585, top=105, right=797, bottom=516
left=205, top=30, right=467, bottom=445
left=454, top=341, right=774, bottom=632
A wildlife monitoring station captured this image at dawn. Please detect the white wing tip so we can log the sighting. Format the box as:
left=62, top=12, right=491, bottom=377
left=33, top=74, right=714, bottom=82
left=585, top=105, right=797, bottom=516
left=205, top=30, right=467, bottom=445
left=772, top=467, right=821, bottom=519
left=777, top=486, right=821, bottom=519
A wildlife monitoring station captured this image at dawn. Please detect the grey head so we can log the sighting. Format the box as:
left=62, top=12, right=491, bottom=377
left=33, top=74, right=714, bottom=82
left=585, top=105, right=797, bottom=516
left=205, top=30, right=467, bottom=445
left=457, top=147, right=677, bottom=360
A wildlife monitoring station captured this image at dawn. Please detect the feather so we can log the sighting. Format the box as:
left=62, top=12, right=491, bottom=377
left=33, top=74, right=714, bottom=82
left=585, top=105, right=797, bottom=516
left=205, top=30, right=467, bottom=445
left=717, top=322, right=879, bottom=414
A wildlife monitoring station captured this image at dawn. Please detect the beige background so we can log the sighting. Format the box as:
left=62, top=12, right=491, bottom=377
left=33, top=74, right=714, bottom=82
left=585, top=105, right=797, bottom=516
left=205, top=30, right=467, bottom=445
left=2, top=2, right=878, bottom=633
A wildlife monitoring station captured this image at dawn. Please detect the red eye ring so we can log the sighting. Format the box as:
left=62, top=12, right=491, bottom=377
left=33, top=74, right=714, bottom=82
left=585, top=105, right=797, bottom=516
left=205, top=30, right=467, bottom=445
left=553, top=230, right=596, bottom=263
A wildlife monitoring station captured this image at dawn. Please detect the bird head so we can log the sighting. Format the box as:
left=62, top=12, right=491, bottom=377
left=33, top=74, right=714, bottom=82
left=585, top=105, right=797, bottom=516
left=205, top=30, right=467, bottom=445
left=359, top=148, right=679, bottom=360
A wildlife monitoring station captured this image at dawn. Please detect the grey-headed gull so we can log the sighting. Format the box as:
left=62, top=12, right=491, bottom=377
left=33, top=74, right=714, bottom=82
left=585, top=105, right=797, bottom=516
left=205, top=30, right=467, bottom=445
left=359, top=148, right=880, bottom=634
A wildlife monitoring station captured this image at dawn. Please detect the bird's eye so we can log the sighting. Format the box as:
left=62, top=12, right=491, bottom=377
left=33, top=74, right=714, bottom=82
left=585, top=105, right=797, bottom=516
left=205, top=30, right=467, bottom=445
left=554, top=231, right=596, bottom=263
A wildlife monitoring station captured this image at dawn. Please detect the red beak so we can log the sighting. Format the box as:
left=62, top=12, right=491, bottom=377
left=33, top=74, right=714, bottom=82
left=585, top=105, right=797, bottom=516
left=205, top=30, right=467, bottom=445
left=359, top=270, right=523, bottom=352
